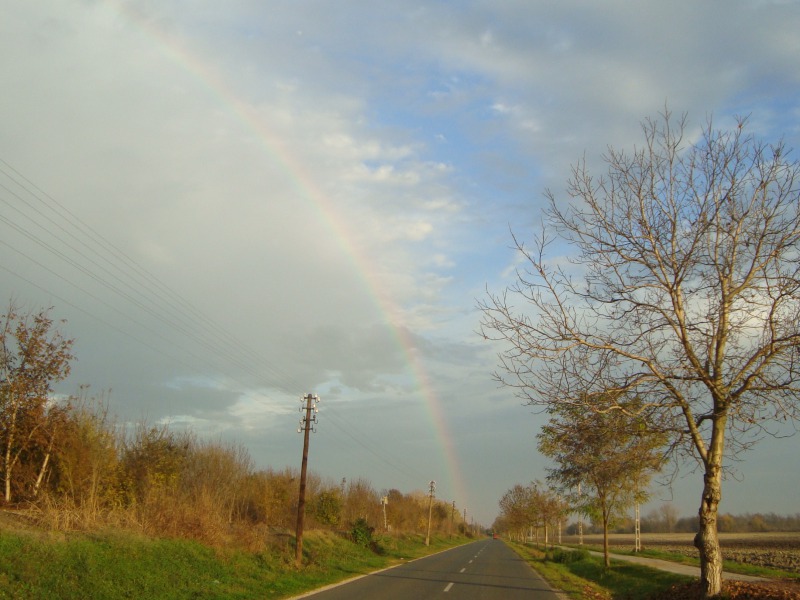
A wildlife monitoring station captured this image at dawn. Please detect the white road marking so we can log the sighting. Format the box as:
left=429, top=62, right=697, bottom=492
left=460, top=568, right=466, bottom=573
left=444, top=582, right=454, bottom=592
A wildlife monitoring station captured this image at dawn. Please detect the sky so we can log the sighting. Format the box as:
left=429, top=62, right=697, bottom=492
left=2, top=0, right=799, bottom=527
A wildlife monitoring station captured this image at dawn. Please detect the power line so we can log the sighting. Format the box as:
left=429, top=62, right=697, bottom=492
left=0, top=159, right=307, bottom=394
left=0, top=159, right=438, bottom=495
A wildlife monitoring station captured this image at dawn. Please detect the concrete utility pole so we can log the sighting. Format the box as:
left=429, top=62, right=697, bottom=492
left=425, top=480, right=436, bottom=546
left=295, top=393, right=320, bottom=567
left=381, top=496, right=389, bottom=531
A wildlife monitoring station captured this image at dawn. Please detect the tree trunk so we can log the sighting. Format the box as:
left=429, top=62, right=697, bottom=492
left=4, top=426, right=14, bottom=503
left=694, top=464, right=724, bottom=596
left=3, top=397, right=19, bottom=503
left=33, top=431, right=57, bottom=499
left=33, top=451, right=50, bottom=497
left=3, top=461, right=10, bottom=503
left=601, top=495, right=610, bottom=568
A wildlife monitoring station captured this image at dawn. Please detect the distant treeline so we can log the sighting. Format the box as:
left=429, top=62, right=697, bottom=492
left=652, top=512, right=800, bottom=534
left=568, top=509, right=800, bottom=535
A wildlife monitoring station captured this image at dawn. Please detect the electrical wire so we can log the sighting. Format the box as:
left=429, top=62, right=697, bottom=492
left=0, top=158, right=436, bottom=490
left=0, top=159, right=307, bottom=394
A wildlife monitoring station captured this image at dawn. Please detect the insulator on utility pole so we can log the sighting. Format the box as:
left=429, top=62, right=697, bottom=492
left=295, top=393, right=320, bottom=567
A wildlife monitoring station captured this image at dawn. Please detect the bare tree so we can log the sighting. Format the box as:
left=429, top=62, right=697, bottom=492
left=1, top=302, right=74, bottom=503
left=480, top=112, right=800, bottom=597
left=658, top=503, right=680, bottom=533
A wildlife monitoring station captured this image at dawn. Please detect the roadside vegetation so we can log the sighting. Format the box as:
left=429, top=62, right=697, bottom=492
left=506, top=539, right=800, bottom=600
left=507, top=541, right=694, bottom=599
left=0, top=514, right=472, bottom=600
left=0, top=302, right=475, bottom=597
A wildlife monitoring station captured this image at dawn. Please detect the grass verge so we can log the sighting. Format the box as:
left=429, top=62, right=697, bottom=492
left=0, top=527, right=472, bottom=599
left=507, top=542, right=695, bottom=599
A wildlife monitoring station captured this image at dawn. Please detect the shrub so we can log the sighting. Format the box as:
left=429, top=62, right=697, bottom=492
left=546, top=548, right=590, bottom=564
left=350, top=518, right=374, bottom=548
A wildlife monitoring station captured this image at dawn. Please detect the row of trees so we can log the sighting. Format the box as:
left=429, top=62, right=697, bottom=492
left=482, top=111, right=800, bottom=597
left=494, top=400, right=666, bottom=566
left=0, top=303, right=466, bottom=548
left=494, top=481, right=567, bottom=545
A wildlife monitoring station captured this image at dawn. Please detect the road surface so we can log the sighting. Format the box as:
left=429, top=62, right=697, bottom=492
left=292, top=539, right=565, bottom=599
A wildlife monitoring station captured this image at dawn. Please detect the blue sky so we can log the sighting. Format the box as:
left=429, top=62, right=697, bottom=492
left=2, top=0, right=799, bottom=525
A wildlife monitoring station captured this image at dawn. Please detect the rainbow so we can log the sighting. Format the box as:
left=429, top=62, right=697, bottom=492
left=106, top=2, right=470, bottom=510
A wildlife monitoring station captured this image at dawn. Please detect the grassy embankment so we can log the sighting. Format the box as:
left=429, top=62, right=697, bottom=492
left=506, top=541, right=695, bottom=599
left=0, top=524, right=472, bottom=600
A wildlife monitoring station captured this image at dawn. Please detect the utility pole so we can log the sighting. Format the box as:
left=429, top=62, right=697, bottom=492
left=381, top=496, right=389, bottom=531
left=425, top=480, right=436, bottom=546
left=295, top=393, right=320, bottom=567
left=450, top=500, right=456, bottom=537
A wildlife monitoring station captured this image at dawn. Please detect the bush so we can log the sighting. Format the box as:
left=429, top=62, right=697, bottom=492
left=350, top=518, right=374, bottom=548
left=546, top=548, right=590, bottom=564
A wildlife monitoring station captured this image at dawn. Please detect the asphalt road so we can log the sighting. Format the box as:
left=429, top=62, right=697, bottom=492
left=293, top=539, right=565, bottom=599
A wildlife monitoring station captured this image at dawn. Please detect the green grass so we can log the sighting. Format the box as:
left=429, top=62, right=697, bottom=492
left=0, top=528, right=472, bottom=599
left=508, top=542, right=695, bottom=599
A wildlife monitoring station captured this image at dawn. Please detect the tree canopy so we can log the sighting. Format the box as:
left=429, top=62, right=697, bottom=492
left=538, top=398, right=665, bottom=566
left=1, top=302, right=74, bottom=503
